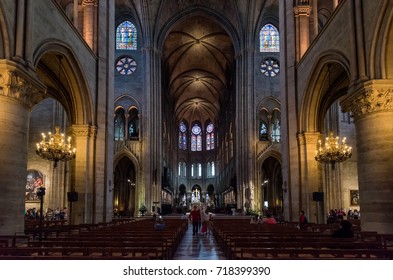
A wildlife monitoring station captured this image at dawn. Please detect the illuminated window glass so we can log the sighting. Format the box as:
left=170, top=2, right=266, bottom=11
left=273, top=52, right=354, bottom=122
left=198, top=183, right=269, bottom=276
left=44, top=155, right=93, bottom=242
left=116, top=56, right=137, bottom=75
left=114, top=108, right=125, bottom=140
left=179, top=122, right=187, bottom=150
left=191, top=124, right=202, bottom=151
left=206, top=123, right=214, bottom=150
left=260, top=24, right=279, bottom=52
left=116, top=21, right=137, bottom=50
left=260, top=58, right=280, bottom=77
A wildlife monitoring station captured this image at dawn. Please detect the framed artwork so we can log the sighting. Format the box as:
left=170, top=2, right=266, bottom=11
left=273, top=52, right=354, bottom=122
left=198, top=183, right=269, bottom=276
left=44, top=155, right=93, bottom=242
left=25, top=170, right=44, bottom=202
left=350, top=189, right=359, bottom=206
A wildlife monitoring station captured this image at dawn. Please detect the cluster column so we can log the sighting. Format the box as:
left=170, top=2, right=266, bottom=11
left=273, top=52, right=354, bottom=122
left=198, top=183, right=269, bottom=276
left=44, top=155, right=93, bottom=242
left=341, top=81, right=393, bottom=233
left=0, top=63, right=46, bottom=234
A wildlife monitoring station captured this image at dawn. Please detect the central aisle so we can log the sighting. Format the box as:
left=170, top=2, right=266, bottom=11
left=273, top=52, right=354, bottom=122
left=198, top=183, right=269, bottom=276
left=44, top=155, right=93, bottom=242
left=172, top=222, right=226, bottom=260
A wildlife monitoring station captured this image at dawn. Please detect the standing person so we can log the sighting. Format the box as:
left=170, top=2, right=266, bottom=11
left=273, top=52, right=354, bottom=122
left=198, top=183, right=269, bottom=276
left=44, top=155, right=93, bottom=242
left=189, top=205, right=201, bottom=236
left=298, top=210, right=308, bottom=229
left=201, top=208, right=212, bottom=235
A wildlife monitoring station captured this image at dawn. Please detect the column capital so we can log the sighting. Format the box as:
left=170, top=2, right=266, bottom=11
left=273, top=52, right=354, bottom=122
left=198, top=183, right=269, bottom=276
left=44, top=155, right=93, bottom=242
left=0, top=62, right=46, bottom=108
left=341, top=80, right=393, bottom=119
left=297, top=132, right=320, bottom=146
left=82, top=0, right=98, bottom=6
left=70, top=124, right=92, bottom=138
left=294, top=5, right=312, bottom=17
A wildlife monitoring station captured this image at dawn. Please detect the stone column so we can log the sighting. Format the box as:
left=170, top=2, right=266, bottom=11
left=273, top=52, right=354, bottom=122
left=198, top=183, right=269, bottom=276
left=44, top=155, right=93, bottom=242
left=297, top=132, right=321, bottom=223
left=0, top=64, right=46, bottom=234
left=294, top=4, right=312, bottom=61
left=341, top=81, right=393, bottom=234
left=82, top=0, right=97, bottom=51
left=69, top=125, right=93, bottom=225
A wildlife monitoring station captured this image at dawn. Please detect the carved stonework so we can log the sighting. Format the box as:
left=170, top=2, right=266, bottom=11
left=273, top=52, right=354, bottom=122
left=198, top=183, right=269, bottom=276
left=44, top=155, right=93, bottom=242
left=89, top=126, right=98, bottom=139
left=0, top=70, right=46, bottom=108
left=297, top=132, right=320, bottom=146
left=82, top=0, right=97, bottom=6
left=342, top=88, right=393, bottom=119
left=71, top=125, right=90, bottom=137
left=294, top=6, right=312, bottom=16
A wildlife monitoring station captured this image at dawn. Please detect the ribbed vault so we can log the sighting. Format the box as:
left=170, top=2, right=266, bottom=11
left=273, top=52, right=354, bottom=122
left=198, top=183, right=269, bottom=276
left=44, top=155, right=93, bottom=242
left=162, top=15, right=234, bottom=125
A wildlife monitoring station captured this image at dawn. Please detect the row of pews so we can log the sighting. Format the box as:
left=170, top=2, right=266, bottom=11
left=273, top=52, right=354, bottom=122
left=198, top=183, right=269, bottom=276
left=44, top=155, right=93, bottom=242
left=211, top=218, right=393, bottom=260
left=0, top=217, right=188, bottom=260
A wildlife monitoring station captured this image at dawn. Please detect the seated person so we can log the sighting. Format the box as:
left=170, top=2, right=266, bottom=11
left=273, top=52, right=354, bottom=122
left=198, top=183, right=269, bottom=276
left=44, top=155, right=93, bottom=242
left=154, top=216, right=166, bottom=230
left=264, top=213, right=277, bottom=224
left=332, top=220, right=354, bottom=238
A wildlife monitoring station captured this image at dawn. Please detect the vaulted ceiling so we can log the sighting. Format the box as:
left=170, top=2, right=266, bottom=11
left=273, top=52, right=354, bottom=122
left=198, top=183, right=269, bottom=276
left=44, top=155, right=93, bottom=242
left=162, top=15, right=235, bottom=126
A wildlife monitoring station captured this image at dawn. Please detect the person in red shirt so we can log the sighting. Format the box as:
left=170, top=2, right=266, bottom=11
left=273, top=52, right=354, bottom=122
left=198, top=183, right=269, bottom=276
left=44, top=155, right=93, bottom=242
left=189, top=205, right=201, bottom=236
left=298, top=210, right=308, bottom=229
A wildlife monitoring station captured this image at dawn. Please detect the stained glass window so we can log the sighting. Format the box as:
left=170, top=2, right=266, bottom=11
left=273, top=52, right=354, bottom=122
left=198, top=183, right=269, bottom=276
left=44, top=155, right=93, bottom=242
left=179, top=122, right=187, bottom=150
left=260, top=24, right=279, bottom=52
left=114, top=108, right=125, bottom=140
left=260, top=58, right=280, bottom=77
left=191, top=124, right=202, bottom=151
left=116, top=56, right=137, bottom=75
left=116, top=21, right=137, bottom=50
left=271, top=119, right=281, bottom=142
left=128, top=108, right=139, bottom=140
left=206, top=123, right=214, bottom=150
left=259, top=121, right=268, bottom=141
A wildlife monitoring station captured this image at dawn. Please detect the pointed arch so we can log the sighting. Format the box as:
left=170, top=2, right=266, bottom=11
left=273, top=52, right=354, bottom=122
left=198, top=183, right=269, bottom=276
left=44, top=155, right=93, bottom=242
left=32, top=40, right=94, bottom=125
left=300, top=51, right=351, bottom=132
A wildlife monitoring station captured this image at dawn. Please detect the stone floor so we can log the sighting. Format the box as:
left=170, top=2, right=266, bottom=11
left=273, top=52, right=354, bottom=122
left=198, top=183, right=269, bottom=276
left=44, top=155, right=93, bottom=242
left=172, top=223, right=226, bottom=260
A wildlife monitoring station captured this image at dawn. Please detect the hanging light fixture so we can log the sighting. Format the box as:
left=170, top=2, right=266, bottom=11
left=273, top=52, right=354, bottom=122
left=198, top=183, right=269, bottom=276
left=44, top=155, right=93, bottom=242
left=36, top=55, right=76, bottom=168
left=315, top=130, right=352, bottom=169
left=36, top=126, right=76, bottom=168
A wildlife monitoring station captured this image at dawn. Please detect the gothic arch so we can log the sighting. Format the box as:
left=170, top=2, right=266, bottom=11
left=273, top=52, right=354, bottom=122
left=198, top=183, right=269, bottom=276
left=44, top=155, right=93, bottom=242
left=113, top=149, right=140, bottom=171
left=32, top=40, right=94, bottom=126
left=115, top=95, right=142, bottom=112
left=300, top=51, right=351, bottom=132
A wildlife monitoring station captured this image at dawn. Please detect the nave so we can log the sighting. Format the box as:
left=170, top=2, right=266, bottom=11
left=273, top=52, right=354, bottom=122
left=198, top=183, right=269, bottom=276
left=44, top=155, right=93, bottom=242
left=1, top=216, right=393, bottom=260
left=172, top=222, right=226, bottom=260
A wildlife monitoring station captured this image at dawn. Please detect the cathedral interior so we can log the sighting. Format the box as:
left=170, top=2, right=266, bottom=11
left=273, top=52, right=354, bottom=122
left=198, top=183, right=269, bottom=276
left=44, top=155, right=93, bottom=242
left=1, top=0, right=393, bottom=237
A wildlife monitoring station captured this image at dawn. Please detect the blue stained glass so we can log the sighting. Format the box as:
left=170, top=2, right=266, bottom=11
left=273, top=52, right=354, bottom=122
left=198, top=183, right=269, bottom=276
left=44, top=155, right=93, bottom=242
left=197, top=135, right=202, bottom=151
left=191, top=135, right=196, bottom=151
left=260, top=24, right=279, bottom=52
left=116, top=21, right=137, bottom=50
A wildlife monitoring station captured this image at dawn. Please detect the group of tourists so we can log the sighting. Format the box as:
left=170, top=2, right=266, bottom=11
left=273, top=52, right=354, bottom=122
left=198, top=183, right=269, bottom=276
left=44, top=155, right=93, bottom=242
left=189, top=205, right=213, bottom=236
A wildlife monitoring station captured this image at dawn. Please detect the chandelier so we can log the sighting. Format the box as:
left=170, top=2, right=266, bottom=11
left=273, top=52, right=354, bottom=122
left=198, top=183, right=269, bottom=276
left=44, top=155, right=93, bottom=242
left=315, top=130, right=352, bottom=169
left=36, top=126, right=76, bottom=168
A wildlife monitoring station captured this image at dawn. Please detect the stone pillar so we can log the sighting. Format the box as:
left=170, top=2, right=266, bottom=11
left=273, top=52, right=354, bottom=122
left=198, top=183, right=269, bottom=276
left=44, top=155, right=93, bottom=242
left=294, top=5, right=312, bottom=61
left=0, top=64, right=46, bottom=234
left=69, top=125, right=93, bottom=225
left=341, top=81, right=393, bottom=234
left=297, top=132, right=322, bottom=223
left=82, top=0, right=96, bottom=51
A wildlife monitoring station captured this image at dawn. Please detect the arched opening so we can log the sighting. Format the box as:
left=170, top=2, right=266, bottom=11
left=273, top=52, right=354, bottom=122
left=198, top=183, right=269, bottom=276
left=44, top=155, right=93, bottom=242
left=113, top=157, right=136, bottom=217
left=261, top=156, right=282, bottom=215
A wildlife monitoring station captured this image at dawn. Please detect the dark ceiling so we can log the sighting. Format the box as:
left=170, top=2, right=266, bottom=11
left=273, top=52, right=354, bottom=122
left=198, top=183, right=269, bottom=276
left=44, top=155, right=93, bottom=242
left=162, top=15, right=235, bottom=126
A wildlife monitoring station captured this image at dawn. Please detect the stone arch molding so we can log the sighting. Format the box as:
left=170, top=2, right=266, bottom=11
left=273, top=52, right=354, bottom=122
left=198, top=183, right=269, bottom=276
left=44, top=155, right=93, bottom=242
left=257, top=148, right=282, bottom=167
left=32, top=40, right=94, bottom=125
left=113, top=148, right=140, bottom=172
left=300, top=51, right=351, bottom=132
left=115, top=95, right=142, bottom=113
